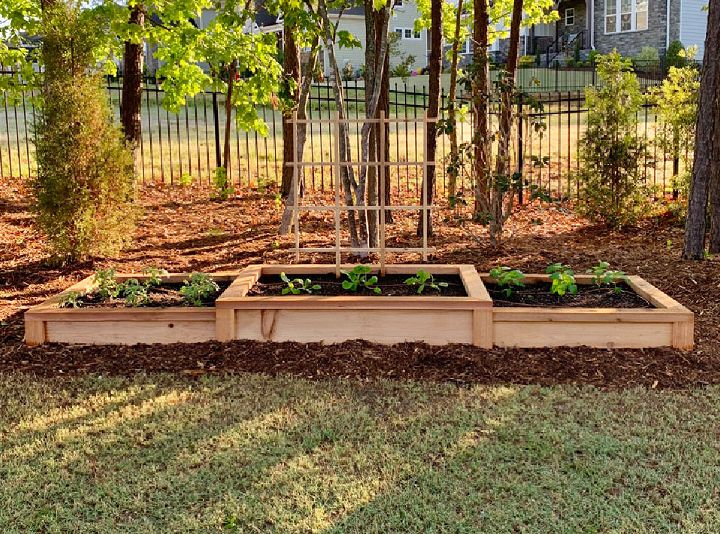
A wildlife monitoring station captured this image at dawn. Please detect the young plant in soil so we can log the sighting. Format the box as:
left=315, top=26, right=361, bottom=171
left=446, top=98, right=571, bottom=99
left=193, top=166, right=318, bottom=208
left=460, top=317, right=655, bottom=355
left=545, top=263, right=578, bottom=296
left=587, top=261, right=628, bottom=293
left=280, top=272, right=321, bottom=295
left=118, top=278, right=150, bottom=307
left=93, top=268, right=120, bottom=299
left=341, top=265, right=381, bottom=295
left=180, top=273, right=221, bottom=306
left=59, top=290, right=83, bottom=308
left=404, top=270, right=448, bottom=294
left=489, top=266, right=526, bottom=297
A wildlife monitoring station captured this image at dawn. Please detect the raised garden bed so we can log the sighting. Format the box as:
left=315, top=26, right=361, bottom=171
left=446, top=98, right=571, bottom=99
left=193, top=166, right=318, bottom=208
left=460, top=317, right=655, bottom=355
left=215, top=264, right=493, bottom=347
left=24, top=272, right=238, bottom=346
left=483, top=274, right=694, bottom=350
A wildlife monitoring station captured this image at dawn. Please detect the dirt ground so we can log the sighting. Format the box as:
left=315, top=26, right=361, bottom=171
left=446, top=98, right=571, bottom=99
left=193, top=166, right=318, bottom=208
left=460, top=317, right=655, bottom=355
left=1, top=177, right=718, bottom=389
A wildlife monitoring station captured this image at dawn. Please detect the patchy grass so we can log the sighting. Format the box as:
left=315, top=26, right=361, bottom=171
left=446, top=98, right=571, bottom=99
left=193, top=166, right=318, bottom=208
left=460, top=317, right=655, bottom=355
left=1, top=373, right=719, bottom=533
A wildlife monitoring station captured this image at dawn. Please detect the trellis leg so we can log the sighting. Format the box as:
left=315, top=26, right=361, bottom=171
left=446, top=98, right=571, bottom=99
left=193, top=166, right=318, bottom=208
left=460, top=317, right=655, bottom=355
left=379, top=111, right=386, bottom=276
left=422, top=113, right=428, bottom=262
left=293, top=111, right=300, bottom=262
left=333, top=113, right=342, bottom=278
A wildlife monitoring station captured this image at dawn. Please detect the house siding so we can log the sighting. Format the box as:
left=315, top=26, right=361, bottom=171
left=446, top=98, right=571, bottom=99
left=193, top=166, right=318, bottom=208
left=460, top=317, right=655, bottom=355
left=679, top=0, right=707, bottom=57
left=593, top=0, right=669, bottom=56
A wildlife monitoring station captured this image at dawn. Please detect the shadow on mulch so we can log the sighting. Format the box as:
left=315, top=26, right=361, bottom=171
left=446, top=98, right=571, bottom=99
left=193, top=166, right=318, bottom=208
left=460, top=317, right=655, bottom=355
left=1, top=312, right=718, bottom=390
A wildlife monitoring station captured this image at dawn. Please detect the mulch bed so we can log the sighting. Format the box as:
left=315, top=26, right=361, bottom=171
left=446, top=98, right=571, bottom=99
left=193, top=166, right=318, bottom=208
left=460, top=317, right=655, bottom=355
left=487, top=282, right=652, bottom=308
left=249, top=273, right=467, bottom=297
left=2, top=177, right=719, bottom=389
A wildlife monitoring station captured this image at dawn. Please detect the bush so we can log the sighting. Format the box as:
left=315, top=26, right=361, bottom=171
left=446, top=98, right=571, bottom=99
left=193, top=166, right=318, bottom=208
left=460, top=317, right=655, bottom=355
left=518, top=55, right=536, bottom=68
left=634, top=46, right=660, bottom=70
left=665, top=40, right=687, bottom=69
left=33, top=2, right=135, bottom=263
left=575, top=51, right=653, bottom=228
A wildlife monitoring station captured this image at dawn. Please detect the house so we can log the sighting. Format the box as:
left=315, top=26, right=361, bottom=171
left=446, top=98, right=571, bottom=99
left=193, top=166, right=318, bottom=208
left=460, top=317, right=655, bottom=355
left=529, top=0, right=708, bottom=63
left=318, top=1, right=429, bottom=78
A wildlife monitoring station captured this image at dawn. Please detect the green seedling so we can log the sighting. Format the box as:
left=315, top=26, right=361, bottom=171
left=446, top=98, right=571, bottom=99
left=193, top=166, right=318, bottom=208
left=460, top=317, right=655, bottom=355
left=489, top=266, right=526, bottom=297
left=142, top=266, right=169, bottom=287
left=545, top=262, right=578, bottom=296
left=341, top=265, right=381, bottom=295
left=59, top=290, right=83, bottom=308
left=118, top=278, right=149, bottom=307
left=180, top=273, right=220, bottom=307
left=93, top=268, right=119, bottom=299
left=586, top=261, right=628, bottom=293
left=280, top=272, right=321, bottom=295
left=404, top=270, right=448, bottom=294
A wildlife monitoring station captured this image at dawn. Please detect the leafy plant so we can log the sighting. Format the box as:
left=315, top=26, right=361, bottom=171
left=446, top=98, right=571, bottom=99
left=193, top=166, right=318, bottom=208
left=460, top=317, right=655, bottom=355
left=32, top=2, right=135, bottom=263
left=93, top=268, right=119, bottom=299
left=489, top=266, right=526, bottom=297
left=280, top=272, right=321, bottom=295
left=404, top=270, right=448, bottom=294
left=212, top=167, right=234, bottom=200
left=180, top=273, right=220, bottom=307
left=545, top=263, right=578, bottom=296
left=143, top=267, right=169, bottom=287
left=341, top=265, right=381, bottom=295
left=59, top=290, right=83, bottom=309
left=118, top=278, right=149, bottom=307
left=574, top=52, right=653, bottom=228
left=587, top=261, right=628, bottom=293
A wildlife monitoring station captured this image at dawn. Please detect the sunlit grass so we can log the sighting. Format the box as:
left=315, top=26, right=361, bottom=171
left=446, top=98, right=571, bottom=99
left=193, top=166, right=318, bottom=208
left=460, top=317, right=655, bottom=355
left=1, top=373, right=719, bottom=533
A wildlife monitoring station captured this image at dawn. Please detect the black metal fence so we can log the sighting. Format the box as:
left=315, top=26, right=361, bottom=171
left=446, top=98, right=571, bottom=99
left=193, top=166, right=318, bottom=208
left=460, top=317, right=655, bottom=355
left=0, top=67, right=685, bottom=200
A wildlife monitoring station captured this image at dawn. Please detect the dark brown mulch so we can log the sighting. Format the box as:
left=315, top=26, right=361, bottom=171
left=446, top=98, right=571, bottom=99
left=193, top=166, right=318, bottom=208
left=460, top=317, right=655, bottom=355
left=2, top=178, right=719, bottom=389
left=249, top=274, right=467, bottom=297
left=79, top=282, right=230, bottom=308
left=487, top=282, right=652, bottom=308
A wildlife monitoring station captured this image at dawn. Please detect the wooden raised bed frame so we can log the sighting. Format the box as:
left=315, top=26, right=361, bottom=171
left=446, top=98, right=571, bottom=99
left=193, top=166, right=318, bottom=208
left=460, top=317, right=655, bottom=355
left=484, top=274, right=694, bottom=350
left=215, top=264, right=493, bottom=347
left=24, top=272, right=239, bottom=346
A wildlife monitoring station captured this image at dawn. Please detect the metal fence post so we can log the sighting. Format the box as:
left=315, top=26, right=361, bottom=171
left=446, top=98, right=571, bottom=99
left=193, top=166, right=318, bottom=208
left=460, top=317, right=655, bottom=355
left=212, top=91, right=222, bottom=169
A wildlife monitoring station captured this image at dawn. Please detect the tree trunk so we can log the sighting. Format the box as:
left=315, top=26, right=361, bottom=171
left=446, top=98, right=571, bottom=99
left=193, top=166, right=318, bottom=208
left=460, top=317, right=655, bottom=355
left=418, top=0, right=442, bottom=237
left=222, top=61, right=237, bottom=173
left=683, top=0, right=720, bottom=259
left=365, top=1, right=379, bottom=248
left=489, top=0, right=523, bottom=245
left=472, top=0, right=489, bottom=219
left=121, top=4, right=145, bottom=180
left=447, top=0, right=464, bottom=203
left=710, top=165, right=720, bottom=253
left=281, top=23, right=301, bottom=199
left=379, top=38, right=392, bottom=223
left=279, top=40, right=320, bottom=235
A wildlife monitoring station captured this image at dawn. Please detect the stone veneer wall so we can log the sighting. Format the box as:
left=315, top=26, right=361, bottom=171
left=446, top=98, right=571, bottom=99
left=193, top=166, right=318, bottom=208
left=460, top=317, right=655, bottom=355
left=593, top=0, right=670, bottom=56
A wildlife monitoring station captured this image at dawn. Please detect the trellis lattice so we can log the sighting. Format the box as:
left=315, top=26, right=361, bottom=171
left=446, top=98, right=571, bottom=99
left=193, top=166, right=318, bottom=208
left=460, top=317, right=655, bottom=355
left=288, top=111, right=438, bottom=276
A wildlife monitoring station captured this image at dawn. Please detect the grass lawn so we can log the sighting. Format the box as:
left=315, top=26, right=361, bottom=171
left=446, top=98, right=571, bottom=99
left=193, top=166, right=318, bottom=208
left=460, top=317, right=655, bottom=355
left=1, top=373, right=719, bottom=533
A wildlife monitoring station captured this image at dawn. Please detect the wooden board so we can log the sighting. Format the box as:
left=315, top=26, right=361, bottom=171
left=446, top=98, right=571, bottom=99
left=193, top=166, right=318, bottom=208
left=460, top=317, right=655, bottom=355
left=25, top=272, right=238, bottom=346
left=219, top=264, right=492, bottom=347
left=486, top=273, right=694, bottom=350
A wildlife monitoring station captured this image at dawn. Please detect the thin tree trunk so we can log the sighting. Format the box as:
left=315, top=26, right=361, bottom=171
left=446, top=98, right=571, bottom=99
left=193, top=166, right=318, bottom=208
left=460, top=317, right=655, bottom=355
left=281, top=24, right=301, bottom=199
left=121, top=4, right=145, bottom=179
left=447, top=0, right=463, bottom=202
left=222, top=61, right=237, bottom=172
left=472, top=0, right=489, bottom=219
left=683, top=0, right=720, bottom=259
left=418, top=0, right=442, bottom=237
left=379, top=39, right=392, bottom=223
left=365, top=2, right=379, bottom=248
left=279, top=41, right=320, bottom=235
left=489, top=0, right=523, bottom=245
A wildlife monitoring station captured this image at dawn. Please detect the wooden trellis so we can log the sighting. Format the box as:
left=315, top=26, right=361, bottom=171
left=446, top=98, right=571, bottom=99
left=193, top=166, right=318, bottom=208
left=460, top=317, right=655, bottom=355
left=287, top=111, right=438, bottom=276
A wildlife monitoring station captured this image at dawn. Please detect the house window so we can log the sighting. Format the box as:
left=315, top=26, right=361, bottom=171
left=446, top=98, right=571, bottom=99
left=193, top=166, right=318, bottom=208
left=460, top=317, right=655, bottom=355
left=565, top=8, right=575, bottom=26
left=605, top=0, right=648, bottom=33
left=395, top=28, right=421, bottom=40
left=395, top=28, right=403, bottom=38
left=404, top=28, right=413, bottom=39
left=395, top=0, right=403, bottom=6
left=413, top=30, right=421, bottom=39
